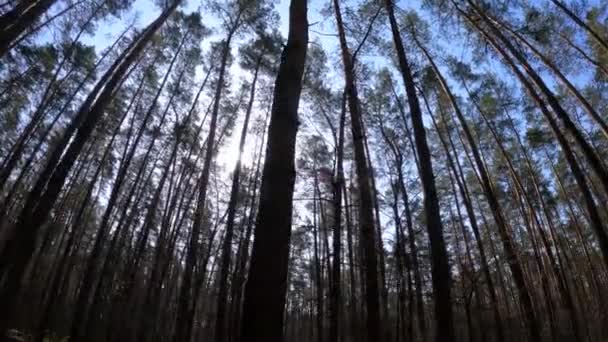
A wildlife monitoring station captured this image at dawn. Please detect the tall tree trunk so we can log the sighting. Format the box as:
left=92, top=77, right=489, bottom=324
left=491, top=16, right=608, bottom=140
left=329, top=93, right=346, bottom=342
left=71, top=23, right=186, bottom=340
left=342, top=179, right=359, bottom=342
left=229, top=111, right=268, bottom=342
left=421, top=89, right=505, bottom=342
left=332, top=1, right=381, bottom=340
left=313, top=171, right=324, bottom=342
left=464, top=79, right=584, bottom=341
left=385, top=2, right=454, bottom=341
left=215, top=58, right=261, bottom=342
left=239, top=0, right=308, bottom=340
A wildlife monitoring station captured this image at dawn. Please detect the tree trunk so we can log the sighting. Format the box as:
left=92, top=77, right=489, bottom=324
left=417, top=35, right=541, bottom=341
left=329, top=93, right=346, bottom=342
left=332, top=1, right=381, bottom=341
left=239, top=0, right=308, bottom=340
left=385, top=2, right=454, bottom=341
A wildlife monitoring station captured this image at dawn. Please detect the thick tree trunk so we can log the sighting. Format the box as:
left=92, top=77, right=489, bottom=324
left=239, top=0, right=308, bottom=340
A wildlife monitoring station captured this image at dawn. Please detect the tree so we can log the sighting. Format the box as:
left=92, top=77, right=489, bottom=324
left=384, top=2, right=455, bottom=341
left=239, top=0, right=308, bottom=340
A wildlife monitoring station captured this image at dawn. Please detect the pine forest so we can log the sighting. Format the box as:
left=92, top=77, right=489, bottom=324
left=0, top=0, right=608, bottom=341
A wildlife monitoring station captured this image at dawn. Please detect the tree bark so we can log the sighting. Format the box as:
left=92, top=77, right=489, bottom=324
left=239, top=0, right=308, bottom=340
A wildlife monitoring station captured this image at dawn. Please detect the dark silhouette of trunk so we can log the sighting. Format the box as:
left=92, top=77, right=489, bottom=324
left=332, top=1, right=381, bottom=340
left=389, top=181, right=407, bottom=342
left=138, top=64, right=213, bottom=342
left=463, top=79, right=584, bottom=341
left=329, top=94, right=346, bottom=342
left=214, top=58, right=261, bottom=342
left=0, top=22, right=135, bottom=227
left=559, top=32, right=608, bottom=77
left=388, top=84, right=428, bottom=342
left=181, top=102, right=243, bottom=342
left=5, top=0, right=86, bottom=53
left=362, top=123, right=389, bottom=337
left=34, top=85, right=132, bottom=341
left=239, top=0, right=307, bottom=340
left=0, top=22, right=133, bottom=224
left=378, top=115, right=427, bottom=342
left=342, top=179, right=359, bottom=342
left=384, top=2, right=454, bottom=341
left=0, top=0, right=110, bottom=195
left=0, top=0, right=57, bottom=57
left=0, top=3, right=178, bottom=335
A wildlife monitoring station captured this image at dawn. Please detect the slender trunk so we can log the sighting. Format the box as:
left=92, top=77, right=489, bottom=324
left=385, top=2, right=454, bottom=341
left=329, top=93, right=346, bottom=342
left=493, top=16, right=608, bottom=139
left=559, top=32, right=608, bottom=77
left=215, top=58, right=261, bottom=342
left=417, top=35, right=542, bottom=341
left=421, top=90, right=504, bottom=342
left=342, top=179, right=359, bottom=342
left=313, top=172, right=324, bottom=342
left=468, top=1, right=608, bottom=198
left=333, top=1, right=381, bottom=340
left=173, top=23, right=235, bottom=342
left=71, top=22, right=185, bottom=340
